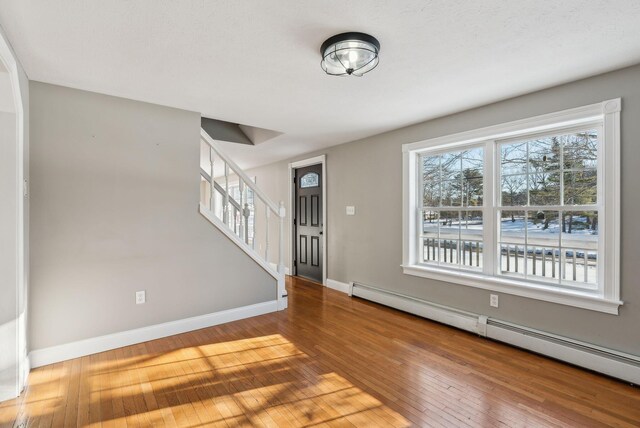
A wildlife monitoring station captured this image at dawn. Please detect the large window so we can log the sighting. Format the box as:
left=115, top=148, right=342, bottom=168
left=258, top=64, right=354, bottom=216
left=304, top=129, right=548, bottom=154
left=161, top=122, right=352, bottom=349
left=403, top=100, right=621, bottom=314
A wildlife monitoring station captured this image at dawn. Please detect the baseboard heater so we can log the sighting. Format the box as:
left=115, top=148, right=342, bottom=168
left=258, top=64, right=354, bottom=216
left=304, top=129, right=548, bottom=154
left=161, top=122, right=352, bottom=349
left=350, top=281, right=640, bottom=385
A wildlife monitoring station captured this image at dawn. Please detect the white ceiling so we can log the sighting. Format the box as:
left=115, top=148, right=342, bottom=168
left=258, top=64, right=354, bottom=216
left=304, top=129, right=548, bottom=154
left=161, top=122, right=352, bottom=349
left=1, top=1, right=640, bottom=168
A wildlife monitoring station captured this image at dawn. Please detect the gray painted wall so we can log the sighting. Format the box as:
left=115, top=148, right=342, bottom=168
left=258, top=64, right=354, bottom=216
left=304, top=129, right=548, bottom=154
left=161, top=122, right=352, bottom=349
left=29, top=82, right=276, bottom=351
left=248, top=63, right=640, bottom=356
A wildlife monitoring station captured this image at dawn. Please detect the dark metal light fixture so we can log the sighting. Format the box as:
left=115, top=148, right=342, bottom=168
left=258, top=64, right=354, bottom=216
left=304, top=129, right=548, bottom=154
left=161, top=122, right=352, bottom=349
left=320, top=32, right=381, bottom=77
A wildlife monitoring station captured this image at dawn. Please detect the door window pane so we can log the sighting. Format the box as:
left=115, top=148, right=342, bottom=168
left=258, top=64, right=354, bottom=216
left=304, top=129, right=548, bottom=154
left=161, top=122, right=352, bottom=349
left=300, top=172, right=319, bottom=188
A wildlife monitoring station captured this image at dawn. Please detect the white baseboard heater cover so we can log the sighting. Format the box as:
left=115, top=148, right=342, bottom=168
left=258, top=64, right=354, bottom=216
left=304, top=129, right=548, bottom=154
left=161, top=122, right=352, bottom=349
left=351, top=281, right=640, bottom=385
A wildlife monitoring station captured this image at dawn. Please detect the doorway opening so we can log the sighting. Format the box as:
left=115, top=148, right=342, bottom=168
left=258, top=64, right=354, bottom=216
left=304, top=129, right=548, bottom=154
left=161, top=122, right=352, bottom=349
left=0, top=31, right=26, bottom=402
left=289, top=156, right=326, bottom=285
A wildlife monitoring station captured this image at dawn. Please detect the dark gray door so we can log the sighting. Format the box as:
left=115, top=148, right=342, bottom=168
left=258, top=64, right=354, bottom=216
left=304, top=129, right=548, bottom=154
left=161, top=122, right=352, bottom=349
left=294, top=164, right=323, bottom=283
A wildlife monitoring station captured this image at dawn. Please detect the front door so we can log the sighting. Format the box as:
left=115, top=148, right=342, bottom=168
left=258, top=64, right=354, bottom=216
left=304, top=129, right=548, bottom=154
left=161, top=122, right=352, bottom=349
left=294, top=164, right=323, bottom=283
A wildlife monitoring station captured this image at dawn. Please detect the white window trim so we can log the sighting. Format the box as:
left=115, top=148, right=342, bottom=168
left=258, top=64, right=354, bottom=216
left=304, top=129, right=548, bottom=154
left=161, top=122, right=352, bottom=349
left=402, top=99, right=622, bottom=314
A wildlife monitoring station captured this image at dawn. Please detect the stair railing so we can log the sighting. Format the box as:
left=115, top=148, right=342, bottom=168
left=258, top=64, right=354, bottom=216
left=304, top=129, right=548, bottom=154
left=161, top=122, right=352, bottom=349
left=199, top=129, right=287, bottom=309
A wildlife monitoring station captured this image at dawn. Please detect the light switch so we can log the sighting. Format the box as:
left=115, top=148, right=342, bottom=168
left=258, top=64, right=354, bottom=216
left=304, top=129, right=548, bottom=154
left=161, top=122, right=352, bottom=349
left=346, top=206, right=356, bottom=215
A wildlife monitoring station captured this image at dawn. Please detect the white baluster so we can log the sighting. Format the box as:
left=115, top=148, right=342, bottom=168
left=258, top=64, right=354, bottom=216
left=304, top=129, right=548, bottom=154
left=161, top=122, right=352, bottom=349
left=278, top=201, right=285, bottom=273
left=238, top=179, right=244, bottom=241
left=252, top=204, right=256, bottom=250
left=209, top=147, right=215, bottom=214
left=224, top=162, right=229, bottom=225
left=243, top=203, right=250, bottom=245
left=265, top=207, right=270, bottom=261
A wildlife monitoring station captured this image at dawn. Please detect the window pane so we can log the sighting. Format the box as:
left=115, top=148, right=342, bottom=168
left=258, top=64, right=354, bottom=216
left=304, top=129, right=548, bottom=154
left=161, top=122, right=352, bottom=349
left=563, top=130, right=598, bottom=169
left=564, top=170, right=597, bottom=205
left=423, top=180, right=440, bottom=207
left=422, top=154, right=441, bottom=206
left=439, top=211, right=459, bottom=266
left=500, top=244, right=525, bottom=275
left=441, top=180, right=462, bottom=207
left=462, top=147, right=484, bottom=207
left=529, top=138, right=560, bottom=171
left=463, top=176, right=483, bottom=207
left=527, top=211, right=560, bottom=246
left=501, top=174, right=527, bottom=206
left=460, top=211, right=483, bottom=269
left=526, top=247, right=561, bottom=280
left=501, top=142, right=527, bottom=175
left=422, top=210, right=439, bottom=236
left=561, top=211, right=598, bottom=285
left=500, top=210, right=526, bottom=245
left=422, top=154, right=440, bottom=178
left=441, top=151, right=462, bottom=181
left=529, top=172, right=560, bottom=205
left=500, top=211, right=526, bottom=275
left=526, top=211, right=560, bottom=282
left=438, top=239, right=458, bottom=265
left=423, top=238, right=439, bottom=263
left=561, top=211, right=598, bottom=237
left=440, top=211, right=460, bottom=240
left=461, top=147, right=484, bottom=172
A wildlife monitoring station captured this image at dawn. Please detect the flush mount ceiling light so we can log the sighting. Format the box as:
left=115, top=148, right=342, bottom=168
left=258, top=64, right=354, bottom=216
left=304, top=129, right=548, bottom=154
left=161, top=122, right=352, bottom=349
left=320, top=32, right=381, bottom=77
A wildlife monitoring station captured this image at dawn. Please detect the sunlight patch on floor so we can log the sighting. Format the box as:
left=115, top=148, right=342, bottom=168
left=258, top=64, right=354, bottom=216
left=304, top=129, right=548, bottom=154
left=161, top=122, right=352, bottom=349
left=3, top=334, right=410, bottom=427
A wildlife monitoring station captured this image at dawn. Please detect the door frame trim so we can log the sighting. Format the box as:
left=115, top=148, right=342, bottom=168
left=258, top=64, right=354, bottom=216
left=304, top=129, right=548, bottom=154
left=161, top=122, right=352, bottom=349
left=289, top=155, right=327, bottom=285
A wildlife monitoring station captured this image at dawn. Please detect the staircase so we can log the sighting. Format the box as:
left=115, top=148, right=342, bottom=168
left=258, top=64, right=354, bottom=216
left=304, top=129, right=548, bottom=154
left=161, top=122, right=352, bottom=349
left=199, top=129, right=287, bottom=310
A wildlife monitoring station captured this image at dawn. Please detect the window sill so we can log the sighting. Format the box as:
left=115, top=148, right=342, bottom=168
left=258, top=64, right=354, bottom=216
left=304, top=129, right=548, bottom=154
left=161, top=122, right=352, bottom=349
left=402, top=264, right=622, bottom=314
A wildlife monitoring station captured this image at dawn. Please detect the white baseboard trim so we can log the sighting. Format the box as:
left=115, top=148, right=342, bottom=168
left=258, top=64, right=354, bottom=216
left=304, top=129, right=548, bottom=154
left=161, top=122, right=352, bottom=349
left=351, top=281, right=640, bottom=385
left=486, top=320, right=640, bottom=384
left=352, top=282, right=479, bottom=333
left=29, top=300, right=278, bottom=368
left=326, top=278, right=351, bottom=294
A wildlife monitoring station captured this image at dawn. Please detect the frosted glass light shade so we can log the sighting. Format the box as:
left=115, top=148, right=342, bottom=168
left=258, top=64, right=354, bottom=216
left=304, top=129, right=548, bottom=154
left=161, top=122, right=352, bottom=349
left=320, top=32, right=380, bottom=77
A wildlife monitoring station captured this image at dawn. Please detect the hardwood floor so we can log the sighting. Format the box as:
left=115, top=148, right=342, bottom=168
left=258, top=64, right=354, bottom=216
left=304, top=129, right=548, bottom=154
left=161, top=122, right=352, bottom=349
left=2, top=276, right=639, bottom=427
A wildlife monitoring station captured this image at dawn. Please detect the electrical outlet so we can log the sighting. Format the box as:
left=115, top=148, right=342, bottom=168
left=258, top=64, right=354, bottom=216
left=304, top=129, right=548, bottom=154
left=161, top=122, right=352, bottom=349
left=490, top=294, right=499, bottom=308
left=346, top=206, right=356, bottom=215
left=136, top=290, right=146, bottom=305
